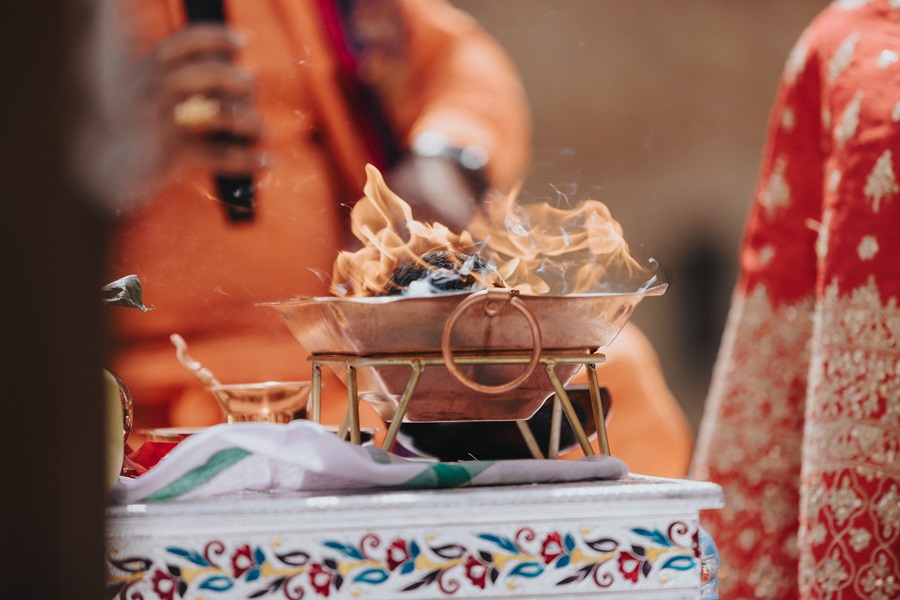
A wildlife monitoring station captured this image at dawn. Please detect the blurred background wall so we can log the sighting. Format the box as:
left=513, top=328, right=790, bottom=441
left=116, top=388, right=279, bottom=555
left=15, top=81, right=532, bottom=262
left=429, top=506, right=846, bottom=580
left=452, top=0, right=829, bottom=434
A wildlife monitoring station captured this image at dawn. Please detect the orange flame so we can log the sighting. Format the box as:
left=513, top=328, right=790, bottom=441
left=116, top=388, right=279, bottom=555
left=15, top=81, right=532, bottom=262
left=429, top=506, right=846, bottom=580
left=330, top=165, right=652, bottom=297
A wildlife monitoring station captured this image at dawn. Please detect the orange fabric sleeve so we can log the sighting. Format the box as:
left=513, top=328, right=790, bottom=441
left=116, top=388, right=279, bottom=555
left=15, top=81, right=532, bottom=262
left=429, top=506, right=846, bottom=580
left=386, top=0, right=532, bottom=193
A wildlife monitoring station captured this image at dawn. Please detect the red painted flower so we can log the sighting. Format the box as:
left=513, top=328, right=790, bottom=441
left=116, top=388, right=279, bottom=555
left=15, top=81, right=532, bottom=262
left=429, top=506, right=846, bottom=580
left=151, top=569, right=177, bottom=600
left=464, top=555, right=488, bottom=589
left=231, top=544, right=255, bottom=578
left=617, top=550, right=643, bottom=583
left=309, top=563, right=334, bottom=596
left=540, top=532, right=564, bottom=564
left=386, top=539, right=410, bottom=571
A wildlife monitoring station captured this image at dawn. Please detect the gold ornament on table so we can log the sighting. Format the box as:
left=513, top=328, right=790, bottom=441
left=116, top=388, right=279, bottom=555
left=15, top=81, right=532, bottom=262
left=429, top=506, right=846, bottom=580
left=170, top=334, right=311, bottom=424
left=101, top=274, right=153, bottom=487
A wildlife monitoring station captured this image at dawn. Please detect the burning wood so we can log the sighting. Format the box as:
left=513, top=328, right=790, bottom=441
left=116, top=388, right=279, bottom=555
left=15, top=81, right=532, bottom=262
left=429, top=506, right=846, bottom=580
left=381, top=250, right=500, bottom=296
left=330, top=165, right=653, bottom=298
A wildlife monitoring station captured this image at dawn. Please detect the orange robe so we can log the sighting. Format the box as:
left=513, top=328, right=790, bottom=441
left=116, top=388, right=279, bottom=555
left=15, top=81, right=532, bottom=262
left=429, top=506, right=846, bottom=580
left=109, top=0, right=531, bottom=430
left=110, top=1, right=692, bottom=479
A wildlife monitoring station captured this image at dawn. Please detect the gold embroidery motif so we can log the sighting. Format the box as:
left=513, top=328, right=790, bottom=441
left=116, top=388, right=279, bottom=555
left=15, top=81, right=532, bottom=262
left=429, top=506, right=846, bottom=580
left=817, top=548, right=852, bottom=595
left=877, top=49, right=899, bottom=69
left=857, top=235, right=879, bottom=261
left=815, top=209, right=833, bottom=261
left=848, top=527, right=872, bottom=552
left=864, top=149, right=899, bottom=213
left=781, top=106, right=796, bottom=131
left=828, top=32, right=860, bottom=84
left=759, top=156, right=792, bottom=218
left=785, top=41, right=809, bottom=85
left=758, top=244, right=776, bottom=268
left=695, top=278, right=900, bottom=599
left=833, top=0, right=872, bottom=10
left=799, top=277, right=900, bottom=598
left=829, top=168, right=842, bottom=193
left=859, top=551, right=900, bottom=600
left=834, top=90, right=863, bottom=149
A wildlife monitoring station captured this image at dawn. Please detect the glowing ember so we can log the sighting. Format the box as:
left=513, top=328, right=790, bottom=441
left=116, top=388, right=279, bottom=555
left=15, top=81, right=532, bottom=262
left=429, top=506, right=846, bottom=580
left=330, top=165, right=653, bottom=297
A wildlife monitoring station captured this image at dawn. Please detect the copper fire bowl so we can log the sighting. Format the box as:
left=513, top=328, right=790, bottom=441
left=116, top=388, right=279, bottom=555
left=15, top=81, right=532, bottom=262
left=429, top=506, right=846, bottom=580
left=265, top=284, right=666, bottom=422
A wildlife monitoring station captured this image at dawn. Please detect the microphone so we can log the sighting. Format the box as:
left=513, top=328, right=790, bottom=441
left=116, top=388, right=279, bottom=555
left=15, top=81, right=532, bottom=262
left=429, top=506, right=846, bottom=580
left=183, top=0, right=255, bottom=222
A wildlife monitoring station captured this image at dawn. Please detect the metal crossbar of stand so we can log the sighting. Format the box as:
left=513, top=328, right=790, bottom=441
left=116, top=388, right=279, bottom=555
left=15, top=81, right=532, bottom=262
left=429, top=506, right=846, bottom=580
left=307, top=352, right=610, bottom=460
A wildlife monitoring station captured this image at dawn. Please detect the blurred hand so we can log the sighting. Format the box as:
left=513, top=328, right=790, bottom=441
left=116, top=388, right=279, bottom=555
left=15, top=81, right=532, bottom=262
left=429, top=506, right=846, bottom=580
left=104, top=25, right=265, bottom=204
left=385, top=155, right=479, bottom=232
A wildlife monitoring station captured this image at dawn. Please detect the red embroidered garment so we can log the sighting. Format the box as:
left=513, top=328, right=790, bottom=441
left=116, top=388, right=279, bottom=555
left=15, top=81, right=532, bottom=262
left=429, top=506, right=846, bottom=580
left=691, top=2, right=900, bottom=598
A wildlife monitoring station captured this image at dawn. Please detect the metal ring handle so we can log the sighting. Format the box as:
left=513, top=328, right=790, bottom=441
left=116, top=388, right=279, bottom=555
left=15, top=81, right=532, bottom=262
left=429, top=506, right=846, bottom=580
left=441, top=289, right=543, bottom=394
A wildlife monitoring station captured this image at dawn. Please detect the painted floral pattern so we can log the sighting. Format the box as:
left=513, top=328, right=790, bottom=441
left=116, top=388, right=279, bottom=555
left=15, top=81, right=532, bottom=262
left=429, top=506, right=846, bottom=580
left=105, top=522, right=699, bottom=598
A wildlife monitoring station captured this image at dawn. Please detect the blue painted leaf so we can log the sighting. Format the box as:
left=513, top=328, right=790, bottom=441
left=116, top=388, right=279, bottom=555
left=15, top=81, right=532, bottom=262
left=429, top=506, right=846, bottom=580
left=661, top=556, right=696, bottom=571
left=632, top=528, right=670, bottom=547
left=477, top=534, right=518, bottom=553
left=253, top=547, right=266, bottom=565
left=563, top=534, right=576, bottom=552
left=246, top=567, right=261, bottom=582
left=409, top=541, right=421, bottom=558
left=199, top=575, right=234, bottom=591
left=323, top=541, right=365, bottom=560
left=556, top=555, right=571, bottom=569
left=353, top=568, right=390, bottom=584
left=400, top=561, right=416, bottom=575
left=165, top=546, right=209, bottom=567
left=509, top=562, right=544, bottom=578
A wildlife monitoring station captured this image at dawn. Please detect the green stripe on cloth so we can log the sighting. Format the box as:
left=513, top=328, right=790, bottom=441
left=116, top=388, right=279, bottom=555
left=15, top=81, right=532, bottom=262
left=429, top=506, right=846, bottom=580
left=399, top=461, right=496, bottom=489
left=141, top=448, right=252, bottom=502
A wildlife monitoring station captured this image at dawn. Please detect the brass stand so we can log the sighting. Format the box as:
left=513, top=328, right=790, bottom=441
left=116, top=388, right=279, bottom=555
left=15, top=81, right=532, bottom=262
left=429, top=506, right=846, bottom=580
left=308, top=352, right=610, bottom=460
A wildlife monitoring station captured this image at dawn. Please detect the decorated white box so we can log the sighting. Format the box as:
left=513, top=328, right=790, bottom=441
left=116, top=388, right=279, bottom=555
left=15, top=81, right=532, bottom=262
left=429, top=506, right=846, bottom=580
left=106, top=475, right=723, bottom=599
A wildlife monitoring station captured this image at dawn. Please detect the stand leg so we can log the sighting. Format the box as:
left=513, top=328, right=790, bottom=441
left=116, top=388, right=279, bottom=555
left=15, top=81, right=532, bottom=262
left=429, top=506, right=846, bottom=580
left=336, top=406, right=350, bottom=441
left=381, top=361, right=424, bottom=451
left=548, top=396, right=562, bottom=459
left=310, top=363, right=322, bottom=424
left=586, top=363, right=611, bottom=456
left=516, top=421, right=545, bottom=459
left=346, top=365, right=360, bottom=445
left=546, top=363, right=595, bottom=456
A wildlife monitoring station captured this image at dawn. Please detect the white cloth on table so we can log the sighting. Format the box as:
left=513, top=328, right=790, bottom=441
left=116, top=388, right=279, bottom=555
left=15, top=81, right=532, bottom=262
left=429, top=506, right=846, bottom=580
left=111, top=420, right=628, bottom=503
